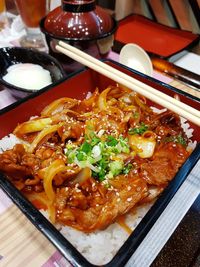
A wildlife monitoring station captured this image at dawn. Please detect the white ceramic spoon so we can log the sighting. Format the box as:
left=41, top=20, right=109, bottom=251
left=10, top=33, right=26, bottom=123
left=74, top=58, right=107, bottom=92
left=119, top=43, right=153, bottom=77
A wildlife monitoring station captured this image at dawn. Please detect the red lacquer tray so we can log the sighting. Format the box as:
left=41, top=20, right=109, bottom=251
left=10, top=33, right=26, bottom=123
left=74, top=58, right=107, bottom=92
left=113, top=14, right=200, bottom=59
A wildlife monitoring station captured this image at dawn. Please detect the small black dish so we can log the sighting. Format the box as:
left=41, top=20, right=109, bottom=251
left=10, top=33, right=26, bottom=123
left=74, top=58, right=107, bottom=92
left=0, top=47, right=66, bottom=99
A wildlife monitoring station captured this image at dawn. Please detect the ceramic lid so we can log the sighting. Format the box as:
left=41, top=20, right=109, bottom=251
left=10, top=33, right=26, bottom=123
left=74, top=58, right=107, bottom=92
left=43, top=0, right=117, bottom=41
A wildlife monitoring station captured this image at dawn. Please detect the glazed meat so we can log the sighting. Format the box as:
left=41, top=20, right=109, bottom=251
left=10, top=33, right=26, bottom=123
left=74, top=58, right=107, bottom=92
left=0, top=144, right=39, bottom=180
left=55, top=175, right=148, bottom=232
left=140, top=142, right=189, bottom=186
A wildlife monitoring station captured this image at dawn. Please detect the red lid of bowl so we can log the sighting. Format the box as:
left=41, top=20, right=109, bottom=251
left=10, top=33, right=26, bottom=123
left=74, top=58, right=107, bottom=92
left=43, top=0, right=117, bottom=40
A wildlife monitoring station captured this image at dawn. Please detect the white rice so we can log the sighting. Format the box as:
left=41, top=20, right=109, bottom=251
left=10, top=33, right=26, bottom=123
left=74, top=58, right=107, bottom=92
left=41, top=202, right=153, bottom=265
left=0, top=134, right=22, bottom=153
left=180, top=117, right=197, bottom=151
left=62, top=204, right=152, bottom=265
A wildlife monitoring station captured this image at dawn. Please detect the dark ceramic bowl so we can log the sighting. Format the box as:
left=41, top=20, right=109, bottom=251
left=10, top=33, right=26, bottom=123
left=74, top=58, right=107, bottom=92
left=40, top=0, right=117, bottom=73
left=0, top=47, right=66, bottom=98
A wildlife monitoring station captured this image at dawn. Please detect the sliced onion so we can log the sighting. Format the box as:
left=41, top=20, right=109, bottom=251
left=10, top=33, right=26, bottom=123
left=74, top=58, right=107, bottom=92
left=39, top=158, right=68, bottom=223
left=14, top=118, right=52, bottom=137
left=43, top=159, right=68, bottom=203
left=28, top=123, right=63, bottom=153
left=70, top=167, right=92, bottom=185
left=106, top=106, right=124, bottom=120
left=134, top=94, right=152, bottom=113
left=78, top=87, right=99, bottom=111
left=41, top=97, right=79, bottom=116
left=98, top=87, right=111, bottom=110
left=142, top=131, right=157, bottom=140
left=128, top=134, right=156, bottom=158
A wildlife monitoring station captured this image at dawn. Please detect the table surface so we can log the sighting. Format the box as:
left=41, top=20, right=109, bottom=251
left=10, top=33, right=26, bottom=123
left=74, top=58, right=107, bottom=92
left=152, top=195, right=200, bottom=267
left=0, top=15, right=200, bottom=265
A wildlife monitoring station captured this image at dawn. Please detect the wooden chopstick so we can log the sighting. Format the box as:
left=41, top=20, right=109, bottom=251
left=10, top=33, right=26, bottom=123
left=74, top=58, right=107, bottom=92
left=56, top=41, right=200, bottom=126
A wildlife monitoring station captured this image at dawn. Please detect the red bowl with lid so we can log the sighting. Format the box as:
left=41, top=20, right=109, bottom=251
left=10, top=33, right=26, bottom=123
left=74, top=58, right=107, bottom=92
left=40, top=0, right=117, bottom=73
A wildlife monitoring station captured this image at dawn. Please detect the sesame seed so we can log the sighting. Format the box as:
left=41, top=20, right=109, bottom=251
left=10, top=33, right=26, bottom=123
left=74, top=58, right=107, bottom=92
left=107, top=187, right=113, bottom=191
left=75, top=189, right=81, bottom=193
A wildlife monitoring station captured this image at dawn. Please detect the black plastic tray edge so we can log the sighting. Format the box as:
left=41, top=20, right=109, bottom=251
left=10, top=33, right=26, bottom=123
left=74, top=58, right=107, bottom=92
left=112, top=14, right=200, bottom=60
left=0, top=60, right=199, bottom=267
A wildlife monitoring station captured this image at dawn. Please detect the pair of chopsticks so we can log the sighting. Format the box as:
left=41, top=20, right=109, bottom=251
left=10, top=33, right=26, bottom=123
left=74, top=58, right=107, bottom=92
left=56, top=41, right=200, bottom=126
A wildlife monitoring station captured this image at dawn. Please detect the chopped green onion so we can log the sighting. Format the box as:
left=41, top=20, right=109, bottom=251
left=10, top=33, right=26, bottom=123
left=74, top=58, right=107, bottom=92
left=91, top=136, right=101, bottom=146
left=164, top=134, right=187, bottom=146
left=80, top=141, right=92, bottom=154
left=128, top=122, right=148, bottom=135
left=133, top=112, right=139, bottom=118
left=106, top=135, right=118, bottom=147
left=65, top=133, right=132, bottom=182
left=76, top=151, right=87, bottom=161
left=122, top=163, right=133, bottom=174
left=109, top=160, right=123, bottom=176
